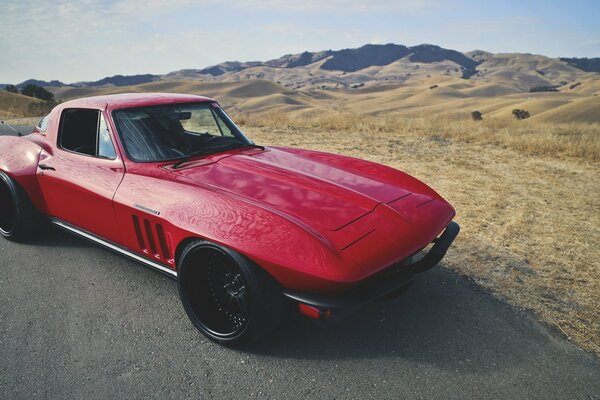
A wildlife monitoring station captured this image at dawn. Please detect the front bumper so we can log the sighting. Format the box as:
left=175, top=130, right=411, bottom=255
left=283, top=221, right=460, bottom=310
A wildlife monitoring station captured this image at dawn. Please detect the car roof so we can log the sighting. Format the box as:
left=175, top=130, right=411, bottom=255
left=60, top=93, right=215, bottom=111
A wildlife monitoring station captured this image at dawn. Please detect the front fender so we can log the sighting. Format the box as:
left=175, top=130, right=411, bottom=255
left=113, top=172, right=350, bottom=292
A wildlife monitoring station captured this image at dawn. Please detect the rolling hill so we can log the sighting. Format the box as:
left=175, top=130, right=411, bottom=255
left=164, top=43, right=597, bottom=91
left=0, top=91, right=45, bottom=119
left=37, top=75, right=599, bottom=126
left=2, top=43, right=599, bottom=125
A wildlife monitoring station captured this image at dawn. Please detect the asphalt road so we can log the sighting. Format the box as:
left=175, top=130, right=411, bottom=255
left=1, top=127, right=600, bottom=399
left=0, top=124, right=33, bottom=136
left=1, top=226, right=599, bottom=400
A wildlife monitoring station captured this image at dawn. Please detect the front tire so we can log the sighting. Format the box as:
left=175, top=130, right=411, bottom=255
left=177, top=240, right=286, bottom=346
left=0, top=171, right=41, bottom=241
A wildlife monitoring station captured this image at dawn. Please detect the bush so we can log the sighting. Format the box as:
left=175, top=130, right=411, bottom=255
left=20, top=84, right=55, bottom=102
left=529, top=86, right=559, bottom=93
left=512, top=109, right=530, bottom=120
left=471, top=111, right=483, bottom=121
left=5, top=84, right=19, bottom=94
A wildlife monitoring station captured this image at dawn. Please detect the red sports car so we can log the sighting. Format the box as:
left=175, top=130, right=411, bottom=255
left=0, top=93, right=459, bottom=345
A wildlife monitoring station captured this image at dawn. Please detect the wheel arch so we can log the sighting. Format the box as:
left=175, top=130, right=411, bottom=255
left=173, top=235, right=278, bottom=283
left=0, top=136, right=46, bottom=213
left=174, top=236, right=206, bottom=268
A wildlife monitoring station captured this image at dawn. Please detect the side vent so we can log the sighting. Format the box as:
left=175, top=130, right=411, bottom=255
left=143, top=219, right=158, bottom=254
left=155, top=224, right=171, bottom=259
left=132, top=215, right=146, bottom=249
left=132, top=215, right=173, bottom=261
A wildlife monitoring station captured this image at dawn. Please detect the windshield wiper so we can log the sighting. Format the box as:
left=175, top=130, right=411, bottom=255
left=171, top=143, right=265, bottom=169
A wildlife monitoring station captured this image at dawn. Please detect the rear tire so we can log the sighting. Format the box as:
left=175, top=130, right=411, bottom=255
left=0, top=171, right=41, bottom=241
left=177, top=240, right=286, bottom=346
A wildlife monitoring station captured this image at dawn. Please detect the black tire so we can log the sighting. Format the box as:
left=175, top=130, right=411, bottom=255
left=0, top=171, right=41, bottom=241
left=177, top=240, right=287, bottom=346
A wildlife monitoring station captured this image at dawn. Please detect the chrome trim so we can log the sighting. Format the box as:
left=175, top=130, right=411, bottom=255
left=51, top=219, right=177, bottom=278
left=133, top=203, right=160, bottom=215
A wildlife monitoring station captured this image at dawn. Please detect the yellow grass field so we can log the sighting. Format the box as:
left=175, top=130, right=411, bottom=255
left=236, top=115, right=600, bottom=357
left=0, top=91, right=45, bottom=119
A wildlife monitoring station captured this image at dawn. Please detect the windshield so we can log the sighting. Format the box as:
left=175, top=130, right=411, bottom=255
left=112, top=102, right=253, bottom=163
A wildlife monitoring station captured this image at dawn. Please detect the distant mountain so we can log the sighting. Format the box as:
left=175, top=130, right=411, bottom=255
left=10, top=74, right=159, bottom=90
left=407, top=44, right=480, bottom=77
left=17, top=79, right=66, bottom=88
left=560, top=57, right=600, bottom=73
left=85, top=74, right=159, bottom=87
left=164, top=43, right=599, bottom=92
left=198, top=62, right=264, bottom=76
left=191, top=44, right=481, bottom=77
left=320, top=43, right=479, bottom=76
left=14, top=44, right=600, bottom=94
left=320, top=44, right=410, bottom=72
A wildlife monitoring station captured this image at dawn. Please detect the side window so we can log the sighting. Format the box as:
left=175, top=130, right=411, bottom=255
left=98, top=114, right=117, bottom=159
left=36, top=115, right=50, bottom=132
left=59, top=109, right=117, bottom=159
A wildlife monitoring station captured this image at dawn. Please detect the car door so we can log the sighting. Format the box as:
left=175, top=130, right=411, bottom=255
left=37, top=107, right=125, bottom=241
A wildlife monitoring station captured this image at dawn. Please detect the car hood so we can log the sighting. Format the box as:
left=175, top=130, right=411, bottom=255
left=172, top=147, right=429, bottom=231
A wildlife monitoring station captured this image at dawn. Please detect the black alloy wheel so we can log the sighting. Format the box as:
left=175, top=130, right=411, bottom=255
left=177, top=240, right=287, bottom=346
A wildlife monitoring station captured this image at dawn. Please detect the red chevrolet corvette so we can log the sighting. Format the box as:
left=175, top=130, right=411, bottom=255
left=0, top=93, right=459, bottom=345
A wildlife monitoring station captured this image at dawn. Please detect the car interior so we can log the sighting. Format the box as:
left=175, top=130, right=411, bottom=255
left=59, top=109, right=100, bottom=156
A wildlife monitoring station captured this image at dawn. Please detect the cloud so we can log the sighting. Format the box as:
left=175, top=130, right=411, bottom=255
left=0, top=0, right=597, bottom=82
left=229, top=0, right=443, bottom=13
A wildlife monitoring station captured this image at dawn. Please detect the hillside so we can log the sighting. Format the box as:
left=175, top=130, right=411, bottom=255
left=0, top=91, right=45, bottom=118
left=43, top=74, right=600, bottom=127
left=560, top=57, right=600, bottom=73
left=5, top=42, right=600, bottom=142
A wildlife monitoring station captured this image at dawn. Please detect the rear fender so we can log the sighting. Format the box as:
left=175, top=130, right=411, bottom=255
left=0, top=136, right=46, bottom=213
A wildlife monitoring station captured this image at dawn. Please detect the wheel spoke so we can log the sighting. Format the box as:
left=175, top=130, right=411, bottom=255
left=197, top=248, right=250, bottom=336
left=234, top=287, right=248, bottom=315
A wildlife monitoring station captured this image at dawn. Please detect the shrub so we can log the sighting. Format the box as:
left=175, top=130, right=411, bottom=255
left=471, top=111, right=483, bottom=121
left=5, top=84, right=19, bottom=94
left=529, top=86, right=559, bottom=93
left=512, top=109, right=531, bottom=120
left=20, top=84, right=55, bottom=102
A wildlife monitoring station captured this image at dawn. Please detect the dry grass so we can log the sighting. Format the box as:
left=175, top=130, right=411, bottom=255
left=235, top=111, right=600, bottom=162
left=240, top=116, right=600, bottom=357
left=0, top=91, right=46, bottom=119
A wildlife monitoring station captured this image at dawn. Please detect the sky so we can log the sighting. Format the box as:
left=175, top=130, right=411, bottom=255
left=0, top=0, right=599, bottom=84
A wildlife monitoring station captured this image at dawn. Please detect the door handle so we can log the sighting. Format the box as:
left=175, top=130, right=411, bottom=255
left=38, top=164, right=56, bottom=171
